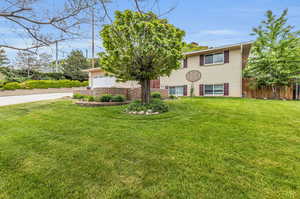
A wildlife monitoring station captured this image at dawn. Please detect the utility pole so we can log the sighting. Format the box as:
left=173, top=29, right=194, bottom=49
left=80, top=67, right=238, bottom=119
left=55, top=41, right=58, bottom=72
left=91, top=6, right=95, bottom=68
left=85, top=49, right=88, bottom=59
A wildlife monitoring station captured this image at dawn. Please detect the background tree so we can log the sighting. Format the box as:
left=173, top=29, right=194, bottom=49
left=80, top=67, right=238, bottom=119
left=100, top=10, right=185, bottom=104
left=244, top=9, right=300, bottom=99
left=15, top=51, right=40, bottom=77
left=0, top=48, right=9, bottom=66
left=183, top=42, right=208, bottom=52
left=61, top=50, right=89, bottom=81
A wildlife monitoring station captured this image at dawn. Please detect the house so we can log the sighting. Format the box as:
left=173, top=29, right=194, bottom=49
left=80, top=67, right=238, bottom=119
left=159, top=42, right=253, bottom=97
left=83, top=41, right=299, bottom=100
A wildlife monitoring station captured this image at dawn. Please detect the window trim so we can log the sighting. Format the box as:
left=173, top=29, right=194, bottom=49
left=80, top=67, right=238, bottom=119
left=204, top=84, right=225, bottom=96
left=168, top=86, right=185, bottom=96
left=204, top=52, right=225, bottom=65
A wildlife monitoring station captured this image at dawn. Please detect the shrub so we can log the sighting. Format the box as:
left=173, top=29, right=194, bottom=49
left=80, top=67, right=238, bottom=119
left=169, top=95, right=177, bottom=99
left=2, top=82, right=22, bottom=90
left=73, top=93, right=85, bottom=100
left=126, top=99, right=168, bottom=113
left=100, top=94, right=113, bottom=102
left=151, top=92, right=161, bottom=99
left=2, top=80, right=87, bottom=90
left=148, top=99, right=169, bottom=113
left=86, top=96, right=95, bottom=102
left=111, top=95, right=125, bottom=102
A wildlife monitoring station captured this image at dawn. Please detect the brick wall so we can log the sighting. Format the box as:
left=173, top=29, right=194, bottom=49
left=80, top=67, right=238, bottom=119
left=74, top=87, right=168, bottom=100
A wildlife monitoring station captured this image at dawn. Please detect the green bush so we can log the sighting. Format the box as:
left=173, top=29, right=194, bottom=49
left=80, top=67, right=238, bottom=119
left=73, top=93, right=86, bottom=100
left=151, top=92, right=161, bottom=99
left=100, top=94, right=113, bottom=102
left=169, top=95, right=177, bottom=99
left=111, top=95, right=125, bottom=102
left=2, top=80, right=87, bottom=90
left=86, top=96, right=95, bottom=102
left=126, top=99, right=168, bottom=113
left=2, top=82, right=22, bottom=90
left=148, top=99, right=169, bottom=113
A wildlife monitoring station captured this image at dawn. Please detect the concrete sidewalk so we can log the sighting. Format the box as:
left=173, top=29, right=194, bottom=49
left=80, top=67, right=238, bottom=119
left=0, top=93, right=72, bottom=107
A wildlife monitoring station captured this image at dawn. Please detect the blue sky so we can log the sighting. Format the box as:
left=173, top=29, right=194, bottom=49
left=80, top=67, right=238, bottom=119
left=2, top=0, right=300, bottom=61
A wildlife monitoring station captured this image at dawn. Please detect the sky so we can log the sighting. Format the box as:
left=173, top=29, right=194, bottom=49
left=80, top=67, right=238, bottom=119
left=1, top=0, right=300, bottom=62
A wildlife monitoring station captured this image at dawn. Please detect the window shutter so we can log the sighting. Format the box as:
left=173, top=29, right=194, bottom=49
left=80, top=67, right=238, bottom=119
left=224, top=50, right=229, bottom=63
left=200, top=55, right=204, bottom=66
left=183, top=58, right=188, bottom=68
left=199, top=84, right=204, bottom=96
left=183, top=85, right=188, bottom=96
left=224, top=83, right=229, bottom=96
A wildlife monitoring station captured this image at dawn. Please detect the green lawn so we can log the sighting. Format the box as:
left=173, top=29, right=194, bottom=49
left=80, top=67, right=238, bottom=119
left=0, top=98, right=299, bottom=199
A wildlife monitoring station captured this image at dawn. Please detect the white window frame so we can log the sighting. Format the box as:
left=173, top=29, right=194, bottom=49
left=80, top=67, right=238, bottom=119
left=204, top=84, right=224, bottom=96
left=204, top=52, right=224, bottom=65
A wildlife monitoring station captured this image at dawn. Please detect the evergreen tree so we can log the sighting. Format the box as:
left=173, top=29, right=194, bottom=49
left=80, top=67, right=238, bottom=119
left=0, top=48, right=9, bottom=66
left=61, top=50, right=89, bottom=81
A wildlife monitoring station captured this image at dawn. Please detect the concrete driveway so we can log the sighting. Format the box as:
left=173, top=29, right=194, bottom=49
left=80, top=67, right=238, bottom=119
left=0, top=93, right=72, bottom=107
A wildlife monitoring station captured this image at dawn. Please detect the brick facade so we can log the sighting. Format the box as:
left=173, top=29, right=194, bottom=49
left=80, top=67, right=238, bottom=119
left=73, top=87, right=168, bottom=100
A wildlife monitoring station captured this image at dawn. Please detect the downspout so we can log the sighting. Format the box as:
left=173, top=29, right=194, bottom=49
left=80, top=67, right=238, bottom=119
left=240, top=43, right=243, bottom=97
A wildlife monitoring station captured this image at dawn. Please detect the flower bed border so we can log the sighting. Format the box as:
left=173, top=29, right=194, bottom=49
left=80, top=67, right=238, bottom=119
left=75, top=101, right=130, bottom=107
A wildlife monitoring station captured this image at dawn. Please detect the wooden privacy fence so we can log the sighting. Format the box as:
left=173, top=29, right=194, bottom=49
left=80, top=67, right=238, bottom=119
left=242, top=79, right=294, bottom=100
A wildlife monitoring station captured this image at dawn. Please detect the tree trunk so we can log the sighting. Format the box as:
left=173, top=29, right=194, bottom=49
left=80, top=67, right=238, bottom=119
left=141, top=79, right=151, bottom=104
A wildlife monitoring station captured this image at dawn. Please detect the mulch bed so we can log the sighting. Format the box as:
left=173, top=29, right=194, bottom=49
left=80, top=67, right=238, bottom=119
left=75, top=101, right=130, bottom=107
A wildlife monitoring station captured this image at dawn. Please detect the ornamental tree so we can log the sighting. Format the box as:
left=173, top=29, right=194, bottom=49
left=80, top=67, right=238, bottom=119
left=244, top=9, right=300, bottom=99
left=100, top=10, right=185, bottom=104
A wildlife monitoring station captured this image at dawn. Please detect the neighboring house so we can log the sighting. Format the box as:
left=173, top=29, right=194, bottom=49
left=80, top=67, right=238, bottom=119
left=160, top=42, right=252, bottom=97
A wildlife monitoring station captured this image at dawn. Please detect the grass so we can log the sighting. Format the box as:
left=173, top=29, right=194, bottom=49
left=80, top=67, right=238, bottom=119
left=0, top=97, right=299, bottom=199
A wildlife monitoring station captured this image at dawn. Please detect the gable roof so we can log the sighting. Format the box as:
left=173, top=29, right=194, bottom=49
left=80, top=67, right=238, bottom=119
left=184, top=41, right=253, bottom=57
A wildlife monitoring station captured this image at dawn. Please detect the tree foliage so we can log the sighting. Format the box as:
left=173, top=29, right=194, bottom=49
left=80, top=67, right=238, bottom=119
left=244, top=9, right=300, bottom=98
left=100, top=10, right=185, bottom=104
left=61, top=50, right=89, bottom=81
left=0, top=49, right=9, bottom=66
left=183, top=42, right=208, bottom=52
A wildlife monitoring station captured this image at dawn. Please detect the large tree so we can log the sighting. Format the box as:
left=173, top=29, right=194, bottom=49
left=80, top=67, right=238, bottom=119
left=0, top=0, right=110, bottom=52
left=61, top=50, right=89, bottom=81
left=244, top=9, right=300, bottom=98
left=100, top=10, right=185, bottom=104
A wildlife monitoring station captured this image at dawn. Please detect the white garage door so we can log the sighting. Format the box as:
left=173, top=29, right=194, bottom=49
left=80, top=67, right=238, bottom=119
left=92, top=76, right=116, bottom=88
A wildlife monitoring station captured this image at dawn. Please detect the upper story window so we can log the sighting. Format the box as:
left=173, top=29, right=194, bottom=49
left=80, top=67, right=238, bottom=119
left=204, top=53, right=224, bottom=65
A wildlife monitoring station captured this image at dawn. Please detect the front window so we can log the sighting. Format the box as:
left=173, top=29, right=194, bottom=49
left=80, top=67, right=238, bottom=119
left=204, top=84, right=224, bottom=96
left=169, top=86, right=184, bottom=96
left=204, top=53, right=224, bottom=65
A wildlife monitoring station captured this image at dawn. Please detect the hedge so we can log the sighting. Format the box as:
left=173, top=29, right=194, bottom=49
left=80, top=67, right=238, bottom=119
left=2, top=80, right=88, bottom=90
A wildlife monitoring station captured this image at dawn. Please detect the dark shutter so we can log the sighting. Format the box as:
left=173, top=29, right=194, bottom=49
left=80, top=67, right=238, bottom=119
left=200, top=55, right=204, bottom=66
left=199, top=84, right=204, bottom=96
left=183, top=85, right=187, bottom=96
left=224, top=83, right=229, bottom=96
left=183, top=58, right=188, bottom=68
left=224, top=50, right=229, bottom=63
